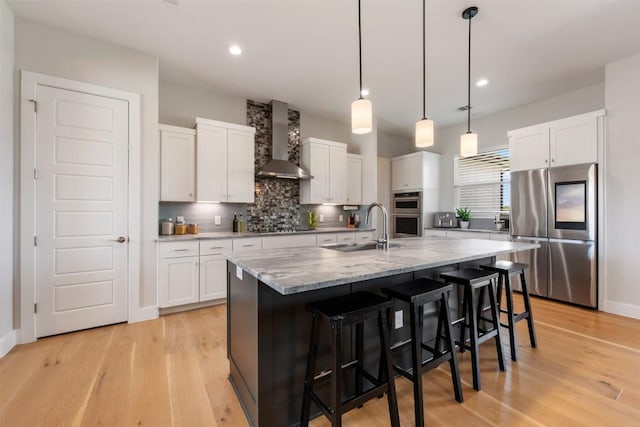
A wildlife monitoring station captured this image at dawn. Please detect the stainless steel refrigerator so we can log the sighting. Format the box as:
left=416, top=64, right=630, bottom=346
left=510, top=163, right=597, bottom=308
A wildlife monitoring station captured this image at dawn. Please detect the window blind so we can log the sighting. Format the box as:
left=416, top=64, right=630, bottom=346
left=455, top=147, right=510, bottom=218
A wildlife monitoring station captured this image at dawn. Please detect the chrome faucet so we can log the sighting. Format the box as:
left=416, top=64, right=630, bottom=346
left=365, top=202, right=390, bottom=250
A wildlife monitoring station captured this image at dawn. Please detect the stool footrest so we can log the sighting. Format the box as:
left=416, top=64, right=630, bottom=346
left=342, top=383, right=390, bottom=413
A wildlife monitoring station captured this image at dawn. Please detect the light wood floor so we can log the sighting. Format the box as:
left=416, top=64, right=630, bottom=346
left=2, top=296, right=640, bottom=426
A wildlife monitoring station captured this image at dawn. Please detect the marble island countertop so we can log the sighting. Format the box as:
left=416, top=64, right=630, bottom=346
left=157, top=227, right=376, bottom=242
left=226, top=237, right=538, bottom=295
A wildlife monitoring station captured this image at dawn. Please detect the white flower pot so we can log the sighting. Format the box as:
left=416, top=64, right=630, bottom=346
left=460, top=221, right=470, bottom=229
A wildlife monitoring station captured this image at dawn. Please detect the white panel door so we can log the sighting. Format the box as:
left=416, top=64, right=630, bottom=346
left=199, top=255, right=227, bottom=301
left=197, top=125, right=228, bottom=202
left=550, top=115, right=597, bottom=167
left=309, top=143, right=330, bottom=203
left=508, top=125, right=549, bottom=172
left=328, top=145, right=347, bottom=204
left=36, top=85, right=129, bottom=337
left=158, top=257, right=199, bottom=308
left=160, top=130, right=195, bottom=201
left=227, top=129, right=255, bottom=203
left=346, top=154, right=362, bottom=205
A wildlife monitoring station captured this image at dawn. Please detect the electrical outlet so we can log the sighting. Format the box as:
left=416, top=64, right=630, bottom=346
left=339, top=215, right=344, bottom=222
left=214, top=216, right=221, bottom=225
left=319, top=214, right=324, bottom=223
left=395, top=310, right=403, bottom=329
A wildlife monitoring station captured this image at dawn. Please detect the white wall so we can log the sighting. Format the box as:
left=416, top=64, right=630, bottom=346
left=603, top=54, right=640, bottom=319
left=14, top=18, right=160, bottom=327
left=435, top=83, right=605, bottom=210
left=377, top=130, right=414, bottom=159
left=0, top=0, right=15, bottom=356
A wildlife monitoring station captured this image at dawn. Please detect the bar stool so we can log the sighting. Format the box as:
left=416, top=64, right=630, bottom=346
left=480, top=260, right=537, bottom=361
left=440, top=268, right=505, bottom=391
left=300, top=291, right=400, bottom=427
left=382, top=278, right=463, bottom=427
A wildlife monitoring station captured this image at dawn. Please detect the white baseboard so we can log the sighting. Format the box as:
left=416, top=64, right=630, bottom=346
left=0, top=329, right=17, bottom=358
left=128, top=305, right=159, bottom=323
left=603, top=300, right=640, bottom=320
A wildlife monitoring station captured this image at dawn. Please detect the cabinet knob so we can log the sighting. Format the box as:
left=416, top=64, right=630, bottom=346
left=551, top=158, right=555, bottom=162
left=544, top=159, right=548, bottom=163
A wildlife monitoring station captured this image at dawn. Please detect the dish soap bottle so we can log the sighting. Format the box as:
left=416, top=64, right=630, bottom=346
left=232, top=214, right=238, bottom=232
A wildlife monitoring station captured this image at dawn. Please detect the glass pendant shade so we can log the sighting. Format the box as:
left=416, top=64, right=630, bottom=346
left=351, top=98, right=373, bottom=134
left=415, top=118, right=434, bottom=147
left=460, top=132, right=478, bottom=157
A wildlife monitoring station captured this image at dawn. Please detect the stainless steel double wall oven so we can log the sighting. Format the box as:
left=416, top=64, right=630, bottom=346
left=392, top=192, right=422, bottom=237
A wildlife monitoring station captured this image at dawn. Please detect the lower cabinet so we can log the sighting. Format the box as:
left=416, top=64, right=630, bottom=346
left=158, top=256, right=199, bottom=307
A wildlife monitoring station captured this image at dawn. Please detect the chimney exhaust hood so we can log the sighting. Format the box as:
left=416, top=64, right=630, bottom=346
left=256, top=100, right=313, bottom=180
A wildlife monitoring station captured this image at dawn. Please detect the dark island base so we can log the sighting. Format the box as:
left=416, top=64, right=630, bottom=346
left=227, top=257, right=495, bottom=426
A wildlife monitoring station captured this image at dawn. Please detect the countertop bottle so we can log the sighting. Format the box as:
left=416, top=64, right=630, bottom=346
left=233, top=214, right=238, bottom=232
left=238, top=214, right=245, bottom=233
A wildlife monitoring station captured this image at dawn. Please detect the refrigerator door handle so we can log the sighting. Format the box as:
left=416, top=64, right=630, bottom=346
left=548, top=238, right=593, bottom=245
left=513, top=236, right=548, bottom=242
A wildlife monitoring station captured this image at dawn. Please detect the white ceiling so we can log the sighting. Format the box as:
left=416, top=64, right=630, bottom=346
left=8, top=0, right=640, bottom=137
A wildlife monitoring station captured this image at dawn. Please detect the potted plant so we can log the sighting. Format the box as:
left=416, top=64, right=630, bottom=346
left=456, top=207, right=471, bottom=229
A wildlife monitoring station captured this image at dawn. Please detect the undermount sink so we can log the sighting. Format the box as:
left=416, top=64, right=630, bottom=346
left=321, top=242, right=400, bottom=252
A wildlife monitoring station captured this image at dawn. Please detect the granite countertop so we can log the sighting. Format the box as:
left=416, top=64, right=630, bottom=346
left=226, top=237, right=538, bottom=295
left=425, top=227, right=510, bottom=234
left=157, top=227, right=376, bottom=242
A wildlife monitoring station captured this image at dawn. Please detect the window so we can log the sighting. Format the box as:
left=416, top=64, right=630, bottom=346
left=454, top=147, right=510, bottom=218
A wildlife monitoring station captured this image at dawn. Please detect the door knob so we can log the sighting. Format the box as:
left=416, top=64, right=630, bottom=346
left=114, top=236, right=127, bottom=243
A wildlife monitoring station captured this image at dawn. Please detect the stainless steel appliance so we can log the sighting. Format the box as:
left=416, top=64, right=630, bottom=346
left=511, top=163, right=597, bottom=307
left=392, top=192, right=422, bottom=237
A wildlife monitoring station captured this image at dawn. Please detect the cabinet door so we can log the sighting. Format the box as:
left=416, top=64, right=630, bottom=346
left=445, top=231, right=488, bottom=240
left=316, top=233, right=338, bottom=245
left=508, top=125, right=549, bottom=172
left=346, top=154, right=362, bottom=205
left=391, top=155, right=422, bottom=191
left=329, top=145, right=347, bottom=203
left=227, top=129, right=255, bottom=203
left=158, top=256, right=199, bottom=308
left=160, top=130, right=195, bottom=201
left=232, top=237, right=263, bottom=252
left=199, top=255, right=227, bottom=301
left=308, top=143, right=330, bottom=203
left=261, top=234, right=317, bottom=249
left=337, top=232, right=357, bottom=244
left=550, top=115, right=597, bottom=167
left=424, top=229, right=447, bottom=238
left=197, top=125, right=228, bottom=202
left=356, top=230, right=376, bottom=242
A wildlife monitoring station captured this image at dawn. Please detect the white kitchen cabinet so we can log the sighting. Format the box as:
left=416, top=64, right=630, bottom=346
left=509, top=110, right=603, bottom=172
left=232, top=237, right=263, bottom=252
left=337, top=232, right=357, bottom=244
left=346, top=154, right=362, bottom=205
left=424, top=229, right=448, bottom=238
left=262, top=234, right=317, bottom=249
left=446, top=230, right=487, bottom=240
left=391, top=151, right=441, bottom=192
left=158, top=241, right=200, bottom=308
left=300, top=138, right=347, bottom=204
left=199, top=239, right=233, bottom=302
left=316, top=233, right=338, bottom=245
left=159, top=125, right=196, bottom=202
left=356, top=230, right=376, bottom=242
left=196, top=118, right=255, bottom=203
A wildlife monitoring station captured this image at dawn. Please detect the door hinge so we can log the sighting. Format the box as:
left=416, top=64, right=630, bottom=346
left=34, top=236, right=38, bottom=247
left=34, top=303, right=37, bottom=314
left=34, top=168, right=38, bottom=180
left=29, top=99, right=37, bottom=113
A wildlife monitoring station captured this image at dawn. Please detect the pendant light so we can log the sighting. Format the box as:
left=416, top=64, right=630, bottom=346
left=415, top=0, right=434, bottom=148
left=352, top=0, right=373, bottom=134
left=460, top=6, right=478, bottom=157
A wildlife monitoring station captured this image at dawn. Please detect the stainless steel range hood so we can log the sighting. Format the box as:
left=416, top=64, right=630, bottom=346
left=256, top=100, right=312, bottom=179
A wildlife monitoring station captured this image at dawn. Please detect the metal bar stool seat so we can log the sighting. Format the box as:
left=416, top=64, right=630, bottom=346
left=480, top=260, right=537, bottom=361
left=300, top=291, right=400, bottom=427
left=382, top=278, right=463, bottom=427
left=440, top=268, right=505, bottom=391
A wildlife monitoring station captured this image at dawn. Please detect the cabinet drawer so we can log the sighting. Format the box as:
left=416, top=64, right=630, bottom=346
left=337, top=232, right=357, bottom=243
left=262, top=234, right=317, bottom=249
left=445, top=231, right=488, bottom=240
left=356, top=231, right=376, bottom=242
left=316, top=233, right=338, bottom=245
left=233, top=237, right=263, bottom=252
left=159, top=241, right=199, bottom=258
left=199, top=239, right=233, bottom=256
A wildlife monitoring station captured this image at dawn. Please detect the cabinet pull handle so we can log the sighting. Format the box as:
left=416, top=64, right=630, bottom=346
left=209, top=246, right=223, bottom=249
left=343, top=238, right=352, bottom=241
left=210, top=252, right=222, bottom=255
left=242, top=244, right=255, bottom=247
left=174, top=249, right=189, bottom=252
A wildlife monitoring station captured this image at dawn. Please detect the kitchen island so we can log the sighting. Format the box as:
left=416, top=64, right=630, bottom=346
left=225, top=237, right=539, bottom=426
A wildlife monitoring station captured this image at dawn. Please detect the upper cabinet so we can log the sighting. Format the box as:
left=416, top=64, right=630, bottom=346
left=300, top=138, right=347, bottom=204
left=509, top=110, right=604, bottom=172
left=196, top=118, right=256, bottom=203
left=391, top=151, right=441, bottom=192
left=160, top=125, right=196, bottom=202
left=346, top=154, right=362, bottom=205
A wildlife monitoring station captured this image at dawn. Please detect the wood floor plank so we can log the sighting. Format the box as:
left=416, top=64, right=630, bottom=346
left=2, top=297, right=640, bottom=427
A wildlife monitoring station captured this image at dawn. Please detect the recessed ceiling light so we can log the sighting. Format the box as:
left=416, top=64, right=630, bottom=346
left=229, top=45, right=242, bottom=56
left=360, top=88, right=370, bottom=97
left=475, top=78, right=489, bottom=87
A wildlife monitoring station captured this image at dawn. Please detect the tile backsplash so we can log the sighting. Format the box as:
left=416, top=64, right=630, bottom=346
left=159, top=202, right=247, bottom=233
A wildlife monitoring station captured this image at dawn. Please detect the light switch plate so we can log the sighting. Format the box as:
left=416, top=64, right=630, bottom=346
left=319, top=215, right=324, bottom=223
left=339, top=215, right=344, bottom=222
left=214, top=216, right=221, bottom=225
left=395, top=310, right=403, bottom=329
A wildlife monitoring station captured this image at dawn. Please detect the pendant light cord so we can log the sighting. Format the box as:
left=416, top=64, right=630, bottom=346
left=467, top=10, right=472, bottom=133
left=422, top=0, right=426, bottom=119
left=358, top=0, right=364, bottom=99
